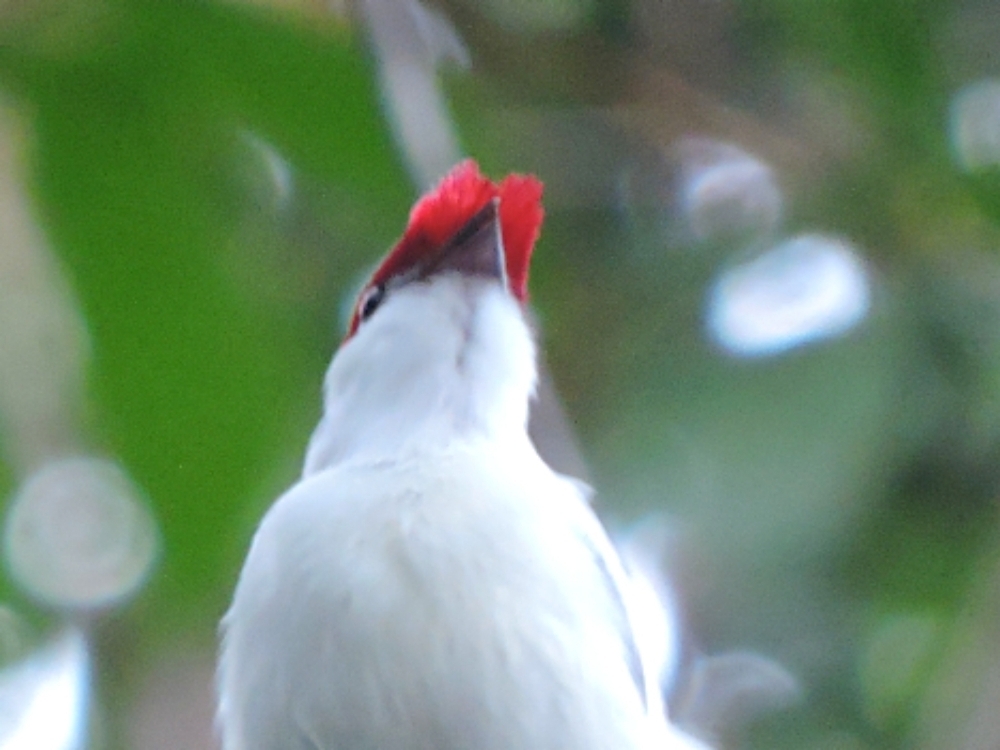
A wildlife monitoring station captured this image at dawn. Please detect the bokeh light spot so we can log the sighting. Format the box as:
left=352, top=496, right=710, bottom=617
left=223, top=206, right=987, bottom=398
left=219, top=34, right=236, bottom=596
left=951, top=78, right=1000, bottom=172
left=0, top=629, right=88, bottom=750
left=678, top=138, right=783, bottom=243
left=707, top=234, right=870, bottom=357
left=3, top=457, right=159, bottom=610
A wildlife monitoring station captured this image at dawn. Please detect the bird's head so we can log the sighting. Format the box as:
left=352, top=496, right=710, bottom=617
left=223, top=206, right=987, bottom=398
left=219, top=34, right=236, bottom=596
left=345, top=159, right=543, bottom=339
left=304, top=160, right=546, bottom=473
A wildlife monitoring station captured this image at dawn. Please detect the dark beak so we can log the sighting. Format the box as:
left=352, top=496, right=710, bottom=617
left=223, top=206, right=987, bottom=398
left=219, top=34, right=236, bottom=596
left=421, top=198, right=507, bottom=289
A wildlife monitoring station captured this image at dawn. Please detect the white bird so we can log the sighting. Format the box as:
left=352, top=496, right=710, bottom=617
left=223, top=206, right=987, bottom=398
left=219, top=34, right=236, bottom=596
left=217, top=160, right=709, bottom=750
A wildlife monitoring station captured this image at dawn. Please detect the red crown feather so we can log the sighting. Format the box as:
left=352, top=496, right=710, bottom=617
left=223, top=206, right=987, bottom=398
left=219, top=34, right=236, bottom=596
left=348, top=160, right=544, bottom=336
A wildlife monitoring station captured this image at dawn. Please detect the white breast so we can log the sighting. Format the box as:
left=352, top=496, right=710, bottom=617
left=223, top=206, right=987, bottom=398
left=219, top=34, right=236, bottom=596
left=218, top=438, right=665, bottom=750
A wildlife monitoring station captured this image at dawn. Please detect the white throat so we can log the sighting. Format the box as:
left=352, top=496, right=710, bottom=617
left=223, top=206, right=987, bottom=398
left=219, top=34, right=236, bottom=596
left=303, top=276, right=537, bottom=474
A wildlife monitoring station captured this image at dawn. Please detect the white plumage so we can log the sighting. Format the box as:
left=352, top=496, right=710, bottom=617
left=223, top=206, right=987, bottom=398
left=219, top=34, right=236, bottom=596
left=218, top=183, right=709, bottom=750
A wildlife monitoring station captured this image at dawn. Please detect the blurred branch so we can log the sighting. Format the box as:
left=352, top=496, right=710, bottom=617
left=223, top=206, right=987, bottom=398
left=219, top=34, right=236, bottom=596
left=0, top=102, right=88, bottom=477
left=355, top=0, right=465, bottom=188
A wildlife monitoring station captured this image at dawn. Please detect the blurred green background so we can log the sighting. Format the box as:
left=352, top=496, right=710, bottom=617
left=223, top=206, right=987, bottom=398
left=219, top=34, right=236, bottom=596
left=1, top=0, right=999, bottom=748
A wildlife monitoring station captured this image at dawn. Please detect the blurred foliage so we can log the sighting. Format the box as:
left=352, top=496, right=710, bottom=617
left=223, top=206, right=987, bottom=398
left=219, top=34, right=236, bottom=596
left=0, top=0, right=410, bottom=615
left=1, top=0, right=1000, bottom=749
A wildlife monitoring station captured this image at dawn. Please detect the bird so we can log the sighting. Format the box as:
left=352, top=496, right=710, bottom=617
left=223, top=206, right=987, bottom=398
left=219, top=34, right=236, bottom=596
left=216, top=159, right=708, bottom=750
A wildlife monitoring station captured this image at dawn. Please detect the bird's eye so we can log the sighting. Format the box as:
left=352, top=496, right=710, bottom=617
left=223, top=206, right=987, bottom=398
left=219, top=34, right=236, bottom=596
left=357, top=284, right=387, bottom=322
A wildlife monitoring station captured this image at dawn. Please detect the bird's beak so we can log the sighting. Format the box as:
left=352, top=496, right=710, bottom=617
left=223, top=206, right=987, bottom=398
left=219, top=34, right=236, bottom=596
left=421, top=198, right=508, bottom=290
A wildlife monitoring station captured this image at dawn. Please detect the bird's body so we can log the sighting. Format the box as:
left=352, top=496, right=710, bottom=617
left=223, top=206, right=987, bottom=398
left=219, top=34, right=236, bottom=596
left=220, top=428, right=656, bottom=750
left=218, top=162, right=700, bottom=750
